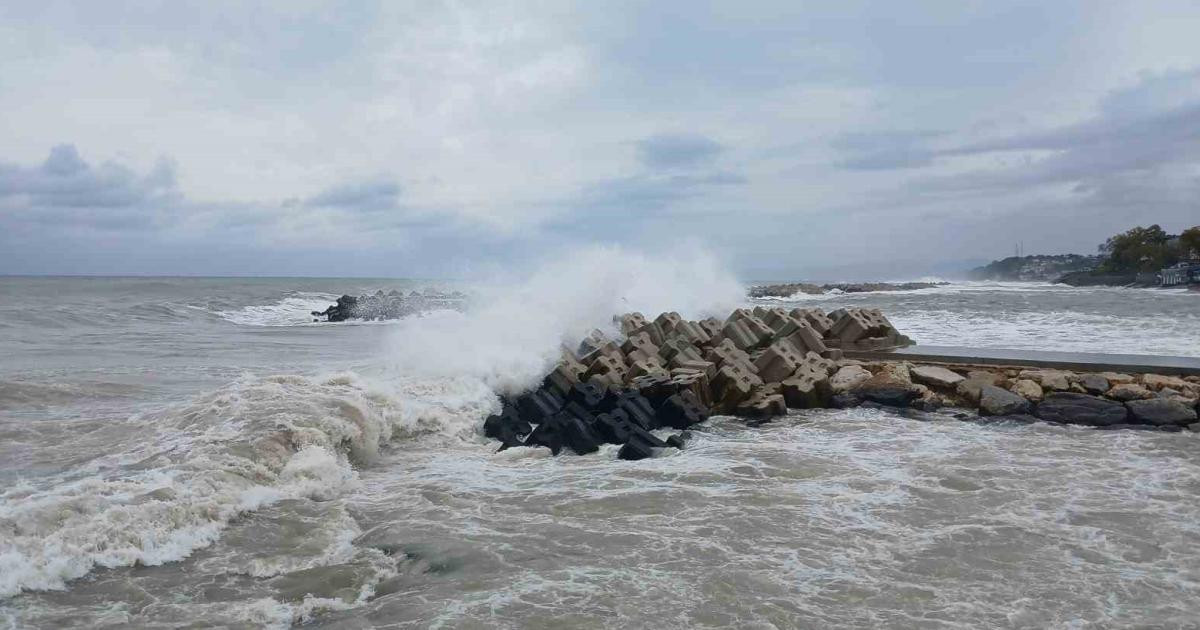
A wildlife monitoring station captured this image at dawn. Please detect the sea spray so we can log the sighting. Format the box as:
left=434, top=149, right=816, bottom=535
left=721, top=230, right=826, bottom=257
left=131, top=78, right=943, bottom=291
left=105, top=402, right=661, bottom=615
left=381, top=244, right=744, bottom=394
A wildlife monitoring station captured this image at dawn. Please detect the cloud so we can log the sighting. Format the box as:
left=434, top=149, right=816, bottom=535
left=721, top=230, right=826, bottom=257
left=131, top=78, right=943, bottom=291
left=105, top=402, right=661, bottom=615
left=561, top=132, right=745, bottom=225
left=832, top=130, right=943, bottom=170
left=2, top=2, right=1200, bottom=276
left=0, top=144, right=179, bottom=230
left=636, top=133, right=724, bottom=169
left=304, top=179, right=403, bottom=211
left=918, top=69, right=1200, bottom=196
left=574, top=171, right=746, bottom=213
left=0, top=145, right=454, bottom=258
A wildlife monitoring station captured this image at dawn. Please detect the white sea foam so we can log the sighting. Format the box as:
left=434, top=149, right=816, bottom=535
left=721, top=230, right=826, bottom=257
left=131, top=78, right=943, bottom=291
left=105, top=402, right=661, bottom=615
left=382, top=244, right=744, bottom=394
left=761, top=280, right=1200, bottom=300
left=2, top=243, right=743, bottom=600
left=891, top=308, right=1200, bottom=355
left=215, top=293, right=341, bottom=326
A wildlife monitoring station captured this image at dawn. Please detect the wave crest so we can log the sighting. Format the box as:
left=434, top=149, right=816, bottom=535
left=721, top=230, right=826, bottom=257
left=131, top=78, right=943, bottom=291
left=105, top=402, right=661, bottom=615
left=0, top=370, right=496, bottom=598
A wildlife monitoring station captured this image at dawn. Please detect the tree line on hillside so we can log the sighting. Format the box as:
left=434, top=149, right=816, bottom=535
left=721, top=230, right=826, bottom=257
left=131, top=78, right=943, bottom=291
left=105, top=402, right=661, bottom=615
left=1096, top=224, right=1200, bottom=273
left=970, top=224, right=1200, bottom=281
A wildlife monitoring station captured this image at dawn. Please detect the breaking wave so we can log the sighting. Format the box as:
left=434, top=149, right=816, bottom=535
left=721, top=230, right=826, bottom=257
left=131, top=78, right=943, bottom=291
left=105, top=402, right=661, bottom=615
left=0, top=371, right=497, bottom=601
left=1, top=243, right=746, bottom=612
left=214, top=293, right=342, bottom=327
left=383, top=244, right=744, bottom=395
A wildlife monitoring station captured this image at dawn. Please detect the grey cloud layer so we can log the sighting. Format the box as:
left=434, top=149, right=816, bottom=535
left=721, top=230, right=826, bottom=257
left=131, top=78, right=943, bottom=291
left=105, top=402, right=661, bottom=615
left=1, top=1, right=1199, bottom=277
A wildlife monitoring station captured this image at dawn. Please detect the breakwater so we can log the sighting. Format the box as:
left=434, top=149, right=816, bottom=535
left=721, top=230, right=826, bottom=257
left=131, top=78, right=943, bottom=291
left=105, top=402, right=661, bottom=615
left=485, top=306, right=1200, bottom=458
left=748, top=281, right=947, bottom=298
left=311, top=289, right=466, bottom=321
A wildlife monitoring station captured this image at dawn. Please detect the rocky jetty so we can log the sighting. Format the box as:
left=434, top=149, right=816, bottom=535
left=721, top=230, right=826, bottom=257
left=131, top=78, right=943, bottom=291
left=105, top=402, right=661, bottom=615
left=748, top=282, right=946, bottom=298
left=484, top=308, right=1200, bottom=459
left=484, top=306, right=914, bottom=459
left=312, top=289, right=465, bottom=322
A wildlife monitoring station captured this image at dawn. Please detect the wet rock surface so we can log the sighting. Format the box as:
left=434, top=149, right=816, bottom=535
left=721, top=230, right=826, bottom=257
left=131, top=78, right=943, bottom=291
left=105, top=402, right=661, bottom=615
left=1125, top=399, right=1198, bottom=426
left=1036, top=393, right=1129, bottom=427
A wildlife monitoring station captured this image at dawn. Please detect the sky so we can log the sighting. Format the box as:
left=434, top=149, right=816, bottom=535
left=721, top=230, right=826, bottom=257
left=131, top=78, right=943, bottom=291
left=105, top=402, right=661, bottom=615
left=1, top=1, right=1198, bottom=280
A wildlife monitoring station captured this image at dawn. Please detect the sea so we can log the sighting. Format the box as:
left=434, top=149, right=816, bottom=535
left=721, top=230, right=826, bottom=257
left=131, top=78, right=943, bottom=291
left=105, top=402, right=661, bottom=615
left=3, top=256, right=1200, bottom=629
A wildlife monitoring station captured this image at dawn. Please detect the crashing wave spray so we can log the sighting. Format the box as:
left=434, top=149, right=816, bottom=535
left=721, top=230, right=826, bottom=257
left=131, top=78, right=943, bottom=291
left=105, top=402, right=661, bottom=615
left=381, top=244, right=745, bottom=394
left=0, top=244, right=744, bottom=613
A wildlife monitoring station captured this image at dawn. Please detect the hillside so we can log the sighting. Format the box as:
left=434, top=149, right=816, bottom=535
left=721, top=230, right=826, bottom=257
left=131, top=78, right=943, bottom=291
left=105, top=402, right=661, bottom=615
left=968, top=254, right=1103, bottom=281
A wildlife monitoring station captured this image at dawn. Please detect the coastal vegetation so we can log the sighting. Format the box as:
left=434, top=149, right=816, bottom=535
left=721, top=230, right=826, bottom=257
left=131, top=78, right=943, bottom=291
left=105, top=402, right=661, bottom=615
left=1097, top=224, right=1197, bottom=272
left=970, top=224, right=1199, bottom=284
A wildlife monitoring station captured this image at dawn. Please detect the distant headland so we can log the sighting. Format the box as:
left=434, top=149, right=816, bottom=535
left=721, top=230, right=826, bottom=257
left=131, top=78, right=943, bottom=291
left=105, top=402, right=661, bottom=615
left=970, top=224, right=1199, bottom=288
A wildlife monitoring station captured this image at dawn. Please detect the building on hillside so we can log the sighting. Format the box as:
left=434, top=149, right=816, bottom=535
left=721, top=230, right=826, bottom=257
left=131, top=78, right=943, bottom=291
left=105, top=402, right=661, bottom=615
left=1160, top=262, right=1200, bottom=287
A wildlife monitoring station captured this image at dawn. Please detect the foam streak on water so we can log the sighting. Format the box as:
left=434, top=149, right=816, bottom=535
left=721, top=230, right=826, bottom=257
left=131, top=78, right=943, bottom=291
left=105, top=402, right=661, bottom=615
left=321, top=410, right=1200, bottom=629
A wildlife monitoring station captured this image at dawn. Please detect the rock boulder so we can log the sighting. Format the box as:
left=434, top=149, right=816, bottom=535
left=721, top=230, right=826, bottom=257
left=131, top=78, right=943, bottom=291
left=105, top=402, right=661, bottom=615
left=1106, top=383, right=1154, bottom=402
left=1035, top=393, right=1128, bottom=427
left=979, top=385, right=1033, bottom=416
left=830, top=365, right=872, bottom=394
left=852, top=373, right=919, bottom=407
left=1010, top=379, right=1043, bottom=402
left=910, top=365, right=965, bottom=390
left=1125, top=399, right=1198, bottom=427
left=1143, top=374, right=1189, bottom=391
left=1079, top=373, right=1110, bottom=395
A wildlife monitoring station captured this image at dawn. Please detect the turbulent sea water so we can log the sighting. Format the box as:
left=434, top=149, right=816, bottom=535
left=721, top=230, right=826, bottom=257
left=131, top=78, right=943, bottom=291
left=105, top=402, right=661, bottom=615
left=2, top=268, right=1199, bottom=629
